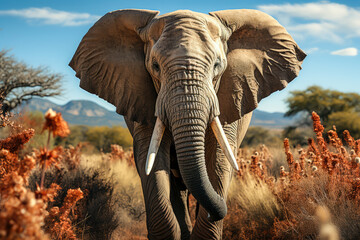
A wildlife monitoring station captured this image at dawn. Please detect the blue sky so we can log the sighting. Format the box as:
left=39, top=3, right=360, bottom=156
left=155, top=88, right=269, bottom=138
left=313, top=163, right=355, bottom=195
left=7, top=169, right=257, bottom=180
left=0, top=0, right=359, bottom=113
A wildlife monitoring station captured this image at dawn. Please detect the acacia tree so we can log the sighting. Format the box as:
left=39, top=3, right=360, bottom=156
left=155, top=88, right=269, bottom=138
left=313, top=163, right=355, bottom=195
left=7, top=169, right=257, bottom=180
left=0, top=50, right=62, bottom=113
left=285, top=85, right=360, bottom=138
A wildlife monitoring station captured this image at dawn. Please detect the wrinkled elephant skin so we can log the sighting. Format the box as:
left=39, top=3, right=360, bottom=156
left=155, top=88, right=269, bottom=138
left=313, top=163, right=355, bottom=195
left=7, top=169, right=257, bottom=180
left=70, top=9, right=306, bottom=240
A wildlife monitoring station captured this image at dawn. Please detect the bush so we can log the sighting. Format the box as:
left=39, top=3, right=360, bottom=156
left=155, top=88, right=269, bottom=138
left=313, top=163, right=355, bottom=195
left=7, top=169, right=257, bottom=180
left=85, top=126, right=132, bottom=152
left=28, top=167, right=119, bottom=240
left=5, top=111, right=133, bottom=153
left=282, top=126, right=314, bottom=146
left=80, top=152, right=146, bottom=239
left=227, top=112, right=360, bottom=239
left=55, top=125, right=89, bottom=147
left=241, top=127, right=283, bottom=147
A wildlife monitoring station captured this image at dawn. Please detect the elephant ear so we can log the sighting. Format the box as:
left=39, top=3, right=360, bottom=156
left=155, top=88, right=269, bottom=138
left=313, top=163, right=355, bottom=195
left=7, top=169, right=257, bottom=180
left=209, top=10, right=306, bottom=124
left=69, top=9, right=159, bottom=125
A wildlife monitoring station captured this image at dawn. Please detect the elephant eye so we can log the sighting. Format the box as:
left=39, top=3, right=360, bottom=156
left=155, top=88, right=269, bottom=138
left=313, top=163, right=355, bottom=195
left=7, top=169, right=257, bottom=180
left=152, top=61, right=160, bottom=72
left=214, top=59, right=221, bottom=69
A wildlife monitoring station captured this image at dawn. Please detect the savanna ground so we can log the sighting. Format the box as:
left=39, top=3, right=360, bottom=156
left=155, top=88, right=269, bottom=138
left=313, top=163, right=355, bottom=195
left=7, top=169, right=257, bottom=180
left=1, top=105, right=360, bottom=240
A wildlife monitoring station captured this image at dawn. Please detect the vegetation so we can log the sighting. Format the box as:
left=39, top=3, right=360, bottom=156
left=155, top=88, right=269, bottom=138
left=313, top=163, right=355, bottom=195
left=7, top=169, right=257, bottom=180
left=225, top=112, right=360, bottom=239
left=0, top=104, right=142, bottom=239
left=282, top=126, right=314, bottom=147
left=0, top=50, right=63, bottom=114
left=1, top=98, right=360, bottom=239
left=285, top=86, right=360, bottom=139
left=84, top=126, right=132, bottom=152
left=0, top=111, right=133, bottom=153
left=328, top=111, right=360, bottom=139
left=242, top=126, right=315, bottom=148
left=241, top=127, right=283, bottom=147
left=0, top=105, right=82, bottom=239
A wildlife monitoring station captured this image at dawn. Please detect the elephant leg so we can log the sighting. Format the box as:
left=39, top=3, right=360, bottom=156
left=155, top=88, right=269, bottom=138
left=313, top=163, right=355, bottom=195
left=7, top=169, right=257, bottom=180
left=132, top=122, right=181, bottom=240
left=169, top=144, right=192, bottom=240
left=170, top=172, right=192, bottom=240
left=190, top=113, right=252, bottom=239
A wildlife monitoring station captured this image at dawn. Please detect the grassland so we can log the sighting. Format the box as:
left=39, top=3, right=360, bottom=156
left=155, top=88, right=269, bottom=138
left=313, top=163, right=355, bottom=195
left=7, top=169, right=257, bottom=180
left=1, top=108, right=360, bottom=239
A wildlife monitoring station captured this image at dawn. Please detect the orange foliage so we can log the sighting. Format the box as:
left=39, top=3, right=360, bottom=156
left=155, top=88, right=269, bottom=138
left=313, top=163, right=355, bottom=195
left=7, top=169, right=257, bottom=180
left=0, top=105, right=85, bottom=239
left=110, top=144, right=134, bottom=166
left=0, top=124, right=50, bottom=239
left=0, top=129, right=35, bottom=153
left=35, top=147, right=63, bottom=171
left=42, top=108, right=70, bottom=138
left=0, top=172, right=49, bottom=240
left=47, top=188, right=84, bottom=240
left=62, top=143, right=83, bottom=170
left=225, top=111, right=360, bottom=239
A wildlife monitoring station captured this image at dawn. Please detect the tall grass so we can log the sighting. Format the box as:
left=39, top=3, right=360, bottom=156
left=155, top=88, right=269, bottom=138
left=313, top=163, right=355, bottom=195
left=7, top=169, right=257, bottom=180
left=223, top=112, right=360, bottom=239
left=81, top=151, right=147, bottom=239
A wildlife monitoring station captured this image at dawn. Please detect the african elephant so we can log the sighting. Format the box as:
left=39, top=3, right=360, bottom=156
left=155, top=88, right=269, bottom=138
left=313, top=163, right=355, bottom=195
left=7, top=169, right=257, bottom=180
left=69, top=9, right=305, bottom=239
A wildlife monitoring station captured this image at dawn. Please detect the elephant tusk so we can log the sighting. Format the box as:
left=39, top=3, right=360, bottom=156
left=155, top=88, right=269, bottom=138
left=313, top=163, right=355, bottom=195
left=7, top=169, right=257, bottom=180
left=211, top=117, right=239, bottom=171
left=145, top=117, right=166, bottom=175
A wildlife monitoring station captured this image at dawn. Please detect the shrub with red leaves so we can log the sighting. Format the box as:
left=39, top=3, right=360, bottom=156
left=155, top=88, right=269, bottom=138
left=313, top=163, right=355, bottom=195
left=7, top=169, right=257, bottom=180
left=47, top=188, right=84, bottom=240
left=0, top=105, right=86, bottom=239
left=0, top=129, right=35, bottom=153
left=42, top=109, right=70, bottom=138
left=225, top=111, right=360, bottom=239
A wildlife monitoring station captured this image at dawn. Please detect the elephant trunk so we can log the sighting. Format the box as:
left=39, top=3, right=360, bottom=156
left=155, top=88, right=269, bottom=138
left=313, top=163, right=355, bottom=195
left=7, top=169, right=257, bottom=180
left=160, top=73, right=227, bottom=221
left=172, top=117, right=227, bottom=221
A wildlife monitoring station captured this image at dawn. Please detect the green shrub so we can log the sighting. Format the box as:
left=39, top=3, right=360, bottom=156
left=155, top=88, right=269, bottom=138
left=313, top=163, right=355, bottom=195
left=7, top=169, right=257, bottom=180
left=241, top=127, right=282, bottom=147
left=85, top=126, right=132, bottom=152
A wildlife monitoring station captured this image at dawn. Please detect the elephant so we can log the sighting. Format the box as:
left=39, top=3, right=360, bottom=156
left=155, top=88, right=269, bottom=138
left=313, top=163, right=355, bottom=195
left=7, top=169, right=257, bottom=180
left=69, top=9, right=305, bottom=239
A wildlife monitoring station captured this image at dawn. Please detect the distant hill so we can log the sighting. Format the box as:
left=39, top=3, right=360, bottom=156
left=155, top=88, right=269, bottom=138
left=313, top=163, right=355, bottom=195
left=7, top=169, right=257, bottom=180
left=18, top=98, right=295, bottom=128
left=19, top=98, right=127, bottom=127
left=251, top=110, right=296, bottom=129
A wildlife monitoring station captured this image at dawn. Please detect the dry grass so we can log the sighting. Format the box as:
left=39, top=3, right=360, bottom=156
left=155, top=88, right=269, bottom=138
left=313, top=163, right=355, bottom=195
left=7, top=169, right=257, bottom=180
left=223, top=112, right=360, bottom=239
left=228, top=173, right=281, bottom=222
left=81, top=152, right=147, bottom=239
left=224, top=173, right=282, bottom=239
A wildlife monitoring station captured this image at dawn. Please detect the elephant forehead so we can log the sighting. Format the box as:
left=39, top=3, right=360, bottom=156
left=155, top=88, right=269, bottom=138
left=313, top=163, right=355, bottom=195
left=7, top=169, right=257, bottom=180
left=152, top=11, right=221, bottom=39
left=158, top=10, right=211, bottom=22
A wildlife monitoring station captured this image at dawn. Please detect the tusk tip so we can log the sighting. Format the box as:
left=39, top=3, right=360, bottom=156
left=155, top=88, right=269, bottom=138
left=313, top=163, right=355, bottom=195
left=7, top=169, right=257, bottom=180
left=231, top=157, right=239, bottom=171
left=145, top=117, right=165, bottom=176
left=145, top=153, right=156, bottom=175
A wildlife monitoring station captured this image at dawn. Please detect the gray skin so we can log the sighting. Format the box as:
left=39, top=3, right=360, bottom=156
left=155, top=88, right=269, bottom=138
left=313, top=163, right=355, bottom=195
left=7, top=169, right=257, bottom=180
left=70, top=9, right=305, bottom=239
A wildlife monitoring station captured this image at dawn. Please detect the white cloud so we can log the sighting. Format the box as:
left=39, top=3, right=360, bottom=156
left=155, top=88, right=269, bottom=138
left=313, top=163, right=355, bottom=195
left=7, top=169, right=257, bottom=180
left=0, top=7, right=100, bottom=26
left=258, top=2, right=360, bottom=43
left=331, top=48, right=358, bottom=56
left=305, top=47, right=319, bottom=54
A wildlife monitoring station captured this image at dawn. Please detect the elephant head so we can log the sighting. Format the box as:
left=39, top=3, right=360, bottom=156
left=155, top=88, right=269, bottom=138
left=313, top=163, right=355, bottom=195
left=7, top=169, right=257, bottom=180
left=69, top=9, right=305, bottom=221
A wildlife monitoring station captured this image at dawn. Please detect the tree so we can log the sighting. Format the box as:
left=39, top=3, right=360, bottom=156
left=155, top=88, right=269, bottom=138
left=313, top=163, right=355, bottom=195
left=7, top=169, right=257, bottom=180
left=328, top=111, right=360, bottom=139
left=285, top=86, right=360, bottom=137
left=0, top=50, right=62, bottom=113
left=285, top=86, right=360, bottom=126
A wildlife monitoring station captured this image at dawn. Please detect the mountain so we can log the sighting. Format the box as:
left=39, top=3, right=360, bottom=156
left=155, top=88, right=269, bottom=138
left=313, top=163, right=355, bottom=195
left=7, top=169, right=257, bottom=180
left=19, top=98, right=127, bottom=127
left=18, top=98, right=295, bottom=128
left=251, top=110, right=296, bottom=129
